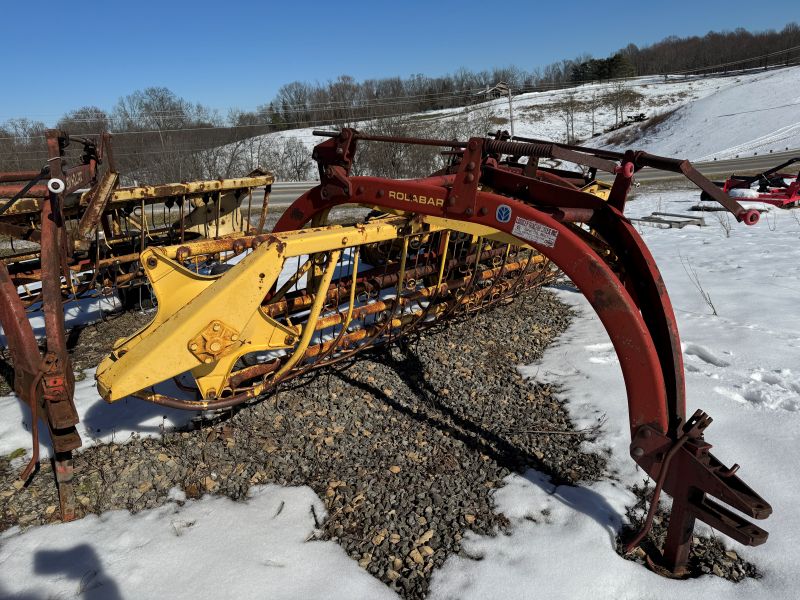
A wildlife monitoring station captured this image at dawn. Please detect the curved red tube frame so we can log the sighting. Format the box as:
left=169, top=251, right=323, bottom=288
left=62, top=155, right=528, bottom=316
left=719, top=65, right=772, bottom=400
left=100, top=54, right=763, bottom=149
left=272, top=131, right=772, bottom=573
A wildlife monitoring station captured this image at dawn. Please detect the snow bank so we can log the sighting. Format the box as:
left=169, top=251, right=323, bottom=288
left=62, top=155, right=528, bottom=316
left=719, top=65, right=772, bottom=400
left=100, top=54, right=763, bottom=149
left=224, top=72, right=735, bottom=161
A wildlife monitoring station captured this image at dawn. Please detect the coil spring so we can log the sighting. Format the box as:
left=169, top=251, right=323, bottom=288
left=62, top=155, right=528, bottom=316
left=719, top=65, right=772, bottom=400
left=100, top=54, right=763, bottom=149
left=484, top=139, right=553, bottom=158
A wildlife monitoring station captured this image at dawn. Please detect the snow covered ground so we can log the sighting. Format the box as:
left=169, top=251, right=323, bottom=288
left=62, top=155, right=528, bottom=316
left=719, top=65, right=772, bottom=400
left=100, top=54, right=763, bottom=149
left=0, top=365, right=199, bottom=462
left=2, top=185, right=798, bottom=598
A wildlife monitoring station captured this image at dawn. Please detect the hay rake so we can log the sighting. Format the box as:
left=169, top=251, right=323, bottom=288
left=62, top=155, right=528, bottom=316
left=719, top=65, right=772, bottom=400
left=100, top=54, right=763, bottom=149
left=96, top=215, right=554, bottom=407
left=2, top=128, right=772, bottom=577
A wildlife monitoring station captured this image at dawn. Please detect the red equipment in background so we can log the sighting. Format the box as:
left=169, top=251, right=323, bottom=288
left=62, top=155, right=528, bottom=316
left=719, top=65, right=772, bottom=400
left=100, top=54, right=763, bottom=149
left=705, top=157, right=800, bottom=208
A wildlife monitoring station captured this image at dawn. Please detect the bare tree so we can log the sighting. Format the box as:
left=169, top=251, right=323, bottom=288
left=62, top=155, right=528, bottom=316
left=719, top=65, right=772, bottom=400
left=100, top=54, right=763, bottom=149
left=0, top=118, right=47, bottom=171
left=603, top=82, right=643, bottom=127
left=556, top=92, right=581, bottom=144
left=588, top=90, right=601, bottom=136
left=252, top=137, right=314, bottom=182
left=57, top=106, right=110, bottom=136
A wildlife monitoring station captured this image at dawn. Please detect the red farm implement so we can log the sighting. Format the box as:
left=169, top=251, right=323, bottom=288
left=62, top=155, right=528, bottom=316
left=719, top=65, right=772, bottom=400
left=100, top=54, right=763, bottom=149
left=702, top=156, right=800, bottom=208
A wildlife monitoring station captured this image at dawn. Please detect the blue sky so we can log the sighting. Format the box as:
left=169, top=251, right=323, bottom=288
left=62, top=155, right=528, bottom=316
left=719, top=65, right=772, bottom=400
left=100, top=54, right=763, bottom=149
left=2, top=0, right=795, bottom=123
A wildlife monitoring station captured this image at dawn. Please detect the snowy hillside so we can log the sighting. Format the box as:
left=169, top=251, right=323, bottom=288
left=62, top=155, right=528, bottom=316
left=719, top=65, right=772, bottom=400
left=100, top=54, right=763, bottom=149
left=229, top=66, right=800, bottom=173
left=604, top=68, right=800, bottom=160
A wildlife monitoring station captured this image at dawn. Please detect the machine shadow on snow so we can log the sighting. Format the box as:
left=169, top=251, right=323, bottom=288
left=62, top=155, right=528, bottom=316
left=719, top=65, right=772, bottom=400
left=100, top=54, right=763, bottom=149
left=33, top=544, right=122, bottom=600
left=81, top=379, right=194, bottom=438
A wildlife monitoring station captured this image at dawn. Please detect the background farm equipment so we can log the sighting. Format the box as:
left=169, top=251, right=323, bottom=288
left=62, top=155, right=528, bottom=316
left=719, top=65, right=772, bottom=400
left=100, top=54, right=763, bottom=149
left=0, top=130, right=273, bottom=518
left=700, top=156, right=800, bottom=207
left=1, top=127, right=772, bottom=579
left=629, top=211, right=707, bottom=229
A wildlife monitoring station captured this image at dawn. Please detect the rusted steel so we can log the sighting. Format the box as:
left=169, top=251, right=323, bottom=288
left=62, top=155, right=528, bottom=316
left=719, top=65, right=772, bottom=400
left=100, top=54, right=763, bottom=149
left=76, top=170, right=119, bottom=243
left=313, top=257, right=540, bottom=331
left=629, top=412, right=770, bottom=573
left=191, top=265, right=549, bottom=397
left=0, top=184, right=50, bottom=198
left=262, top=245, right=513, bottom=318
left=0, top=131, right=83, bottom=519
left=54, top=453, right=77, bottom=522
left=38, top=137, right=80, bottom=455
left=0, top=171, right=45, bottom=183
left=1, top=157, right=274, bottom=293
left=0, top=221, right=41, bottom=242
left=166, top=233, right=267, bottom=260
left=256, top=186, right=271, bottom=233
left=0, top=262, right=41, bottom=392
left=106, top=174, right=273, bottom=203
left=60, top=164, right=96, bottom=196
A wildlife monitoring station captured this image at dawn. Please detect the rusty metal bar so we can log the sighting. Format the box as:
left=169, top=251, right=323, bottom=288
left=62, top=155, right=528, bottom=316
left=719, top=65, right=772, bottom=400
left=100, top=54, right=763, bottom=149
left=264, top=245, right=514, bottom=318
left=313, top=256, right=536, bottom=331
left=0, top=171, right=47, bottom=183
left=75, top=170, right=119, bottom=243
left=210, top=264, right=550, bottom=395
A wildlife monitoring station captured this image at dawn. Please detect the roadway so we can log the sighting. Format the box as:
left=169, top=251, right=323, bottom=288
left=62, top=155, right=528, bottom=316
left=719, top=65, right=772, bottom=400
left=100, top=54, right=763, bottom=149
left=268, top=181, right=317, bottom=207
left=609, top=149, right=800, bottom=183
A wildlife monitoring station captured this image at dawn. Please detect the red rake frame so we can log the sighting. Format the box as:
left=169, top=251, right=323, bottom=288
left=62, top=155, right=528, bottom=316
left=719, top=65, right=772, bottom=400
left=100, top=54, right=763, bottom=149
left=0, top=130, right=108, bottom=520
left=273, top=129, right=771, bottom=576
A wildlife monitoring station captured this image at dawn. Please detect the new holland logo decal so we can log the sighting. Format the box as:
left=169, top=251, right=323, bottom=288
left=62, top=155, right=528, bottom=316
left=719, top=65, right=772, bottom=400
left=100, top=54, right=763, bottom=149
left=495, top=204, right=512, bottom=223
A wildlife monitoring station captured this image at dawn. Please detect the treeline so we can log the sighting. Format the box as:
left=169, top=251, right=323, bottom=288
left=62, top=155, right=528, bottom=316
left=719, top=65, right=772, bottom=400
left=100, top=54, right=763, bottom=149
left=566, top=22, right=800, bottom=84
left=620, top=22, right=800, bottom=74
left=0, top=85, right=497, bottom=184
left=240, top=67, right=535, bottom=131
left=0, top=78, right=503, bottom=182
left=569, top=54, right=636, bottom=83
left=0, top=87, right=271, bottom=182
